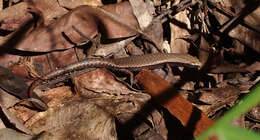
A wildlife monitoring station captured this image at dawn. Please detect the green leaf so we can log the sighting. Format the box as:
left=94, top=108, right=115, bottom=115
left=216, top=83, right=260, bottom=125
left=196, top=83, right=260, bottom=140
left=215, top=125, right=260, bottom=140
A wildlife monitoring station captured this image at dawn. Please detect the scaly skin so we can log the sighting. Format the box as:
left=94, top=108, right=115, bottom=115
left=29, top=53, right=201, bottom=110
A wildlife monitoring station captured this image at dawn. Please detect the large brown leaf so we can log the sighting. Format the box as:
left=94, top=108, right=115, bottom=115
left=15, top=1, right=139, bottom=52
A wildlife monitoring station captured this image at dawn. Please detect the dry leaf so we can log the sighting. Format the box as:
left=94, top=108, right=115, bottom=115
left=0, top=128, right=33, bottom=140
left=0, top=2, right=31, bottom=31
left=0, top=105, right=33, bottom=135
left=27, top=99, right=117, bottom=140
left=170, top=11, right=191, bottom=53
left=15, top=1, right=139, bottom=52
left=136, top=70, right=213, bottom=138
left=0, top=66, right=29, bottom=99
left=57, top=0, right=102, bottom=9
left=25, top=0, right=68, bottom=25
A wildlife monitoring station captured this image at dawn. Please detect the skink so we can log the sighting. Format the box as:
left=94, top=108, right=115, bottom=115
left=29, top=53, right=201, bottom=110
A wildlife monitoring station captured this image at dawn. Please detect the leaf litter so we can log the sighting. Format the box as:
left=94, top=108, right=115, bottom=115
left=0, top=0, right=259, bottom=139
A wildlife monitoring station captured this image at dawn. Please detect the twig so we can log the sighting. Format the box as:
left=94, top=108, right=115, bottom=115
left=157, top=0, right=199, bottom=22
left=208, top=0, right=260, bottom=34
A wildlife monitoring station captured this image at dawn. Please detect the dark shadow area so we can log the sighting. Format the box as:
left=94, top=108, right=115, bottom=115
left=62, top=32, right=77, bottom=46
left=162, top=20, right=171, bottom=44
left=0, top=29, right=13, bottom=36
left=2, top=0, right=10, bottom=9
left=112, top=122, right=124, bottom=139
left=101, top=35, right=136, bottom=44
left=169, top=18, right=194, bottom=34
left=207, top=11, right=222, bottom=33
left=102, top=0, right=117, bottom=5
left=0, top=107, right=24, bottom=133
left=0, top=10, right=41, bottom=56
left=207, top=1, right=260, bottom=34
left=0, top=19, right=34, bottom=56
left=136, top=37, right=163, bottom=53
left=161, top=106, right=193, bottom=140
left=116, top=67, right=207, bottom=140
left=213, top=0, right=260, bottom=65
left=219, top=0, right=260, bottom=34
